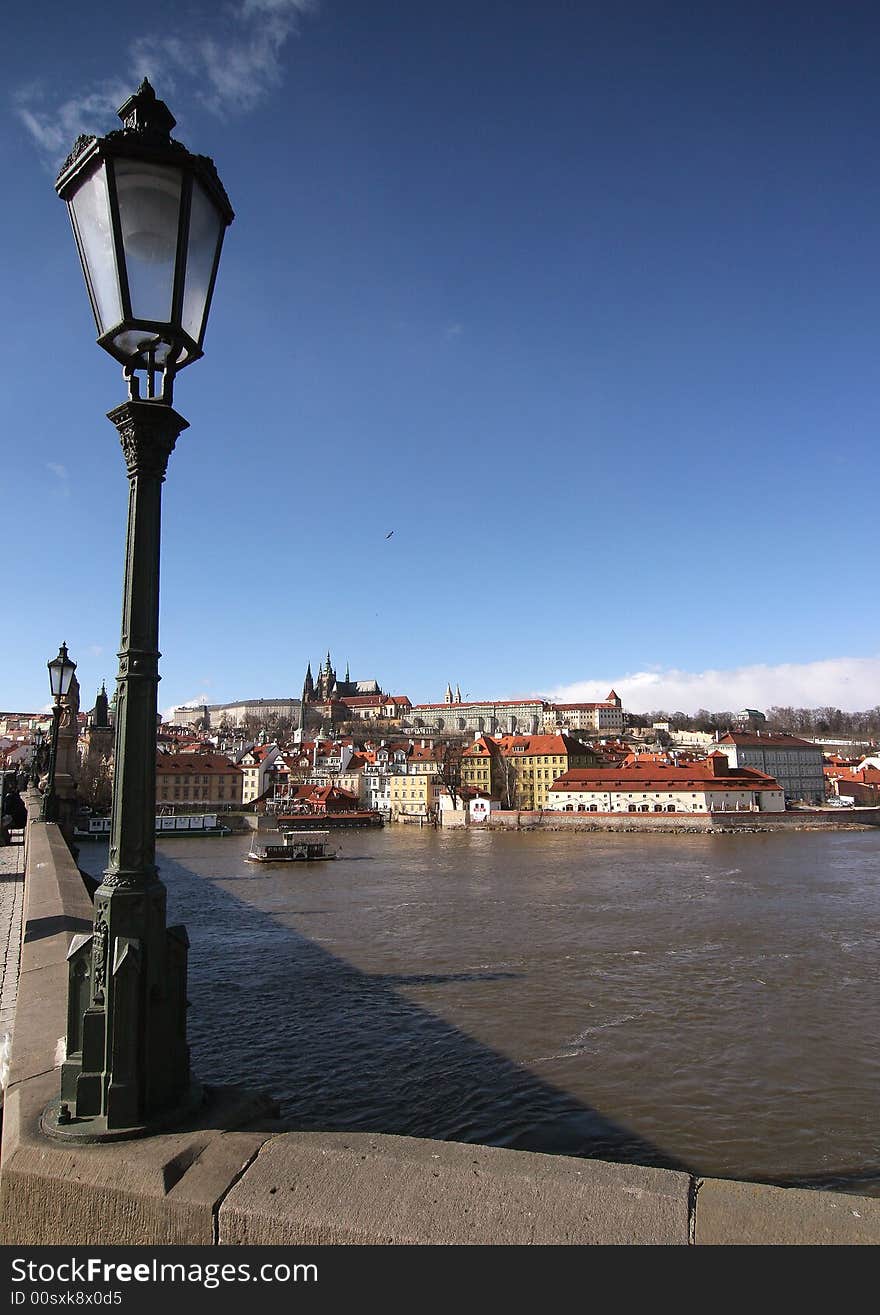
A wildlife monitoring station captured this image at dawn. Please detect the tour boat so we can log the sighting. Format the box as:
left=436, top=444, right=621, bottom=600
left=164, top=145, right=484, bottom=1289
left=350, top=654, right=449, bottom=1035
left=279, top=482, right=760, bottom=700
left=246, top=829, right=338, bottom=863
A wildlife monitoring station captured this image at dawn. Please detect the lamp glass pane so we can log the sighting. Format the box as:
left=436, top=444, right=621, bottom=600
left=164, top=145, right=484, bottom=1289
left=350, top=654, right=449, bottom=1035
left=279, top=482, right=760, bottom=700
left=69, top=166, right=123, bottom=334
left=182, top=178, right=224, bottom=344
left=114, top=159, right=182, bottom=324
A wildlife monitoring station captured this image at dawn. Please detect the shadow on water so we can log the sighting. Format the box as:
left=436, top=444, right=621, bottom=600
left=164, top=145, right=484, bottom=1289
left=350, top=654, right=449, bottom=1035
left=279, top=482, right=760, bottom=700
left=158, top=853, right=693, bottom=1173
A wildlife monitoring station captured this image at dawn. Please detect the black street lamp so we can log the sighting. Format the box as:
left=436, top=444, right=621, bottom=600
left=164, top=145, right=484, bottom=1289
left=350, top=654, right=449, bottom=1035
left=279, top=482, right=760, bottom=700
left=43, top=81, right=233, bottom=1141
left=41, top=643, right=77, bottom=824
left=29, top=728, right=46, bottom=788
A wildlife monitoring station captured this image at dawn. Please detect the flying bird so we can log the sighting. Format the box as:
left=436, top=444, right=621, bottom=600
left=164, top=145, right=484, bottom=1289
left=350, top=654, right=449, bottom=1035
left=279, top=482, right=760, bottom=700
left=385, top=531, right=394, bottom=539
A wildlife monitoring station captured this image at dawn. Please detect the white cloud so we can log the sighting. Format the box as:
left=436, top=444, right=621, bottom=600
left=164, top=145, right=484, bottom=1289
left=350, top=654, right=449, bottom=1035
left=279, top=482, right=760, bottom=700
left=16, top=1, right=317, bottom=158
left=15, top=82, right=134, bottom=162
left=547, top=656, right=880, bottom=715
left=132, top=0, right=317, bottom=117
left=445, top=322, right=463, bottom=339
left=161, top=693, right=212, bottom=721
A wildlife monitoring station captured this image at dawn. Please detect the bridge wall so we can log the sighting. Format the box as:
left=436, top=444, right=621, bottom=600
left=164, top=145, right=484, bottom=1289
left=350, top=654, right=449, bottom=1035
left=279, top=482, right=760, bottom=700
left=0, top=820, right=878, bottom=1246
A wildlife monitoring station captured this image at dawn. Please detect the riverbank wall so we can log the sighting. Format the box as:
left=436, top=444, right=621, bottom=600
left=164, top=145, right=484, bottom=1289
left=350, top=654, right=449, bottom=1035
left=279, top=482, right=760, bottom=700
left=458, top=807, right=880, bottom=834
left=2, top=815, right=879, bottom=1246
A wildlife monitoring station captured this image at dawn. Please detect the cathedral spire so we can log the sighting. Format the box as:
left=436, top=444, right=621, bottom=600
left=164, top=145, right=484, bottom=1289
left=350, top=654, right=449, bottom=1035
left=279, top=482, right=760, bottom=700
left=445, top=682, right=453, bottom=704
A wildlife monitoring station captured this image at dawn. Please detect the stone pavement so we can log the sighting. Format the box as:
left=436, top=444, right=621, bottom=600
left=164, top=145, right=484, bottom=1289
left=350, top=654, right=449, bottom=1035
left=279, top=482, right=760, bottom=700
left=0, top=841, right=25, bottom=1084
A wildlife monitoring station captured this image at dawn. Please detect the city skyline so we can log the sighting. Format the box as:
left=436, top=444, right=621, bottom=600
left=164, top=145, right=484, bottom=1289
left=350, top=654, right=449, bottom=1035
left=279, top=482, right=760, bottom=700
left=4, top=2, right=880, bottom=715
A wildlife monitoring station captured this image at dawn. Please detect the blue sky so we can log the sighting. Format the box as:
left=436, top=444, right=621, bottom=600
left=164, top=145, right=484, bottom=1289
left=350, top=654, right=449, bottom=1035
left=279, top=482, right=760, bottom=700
left=3, top=0, right=879, bottom=717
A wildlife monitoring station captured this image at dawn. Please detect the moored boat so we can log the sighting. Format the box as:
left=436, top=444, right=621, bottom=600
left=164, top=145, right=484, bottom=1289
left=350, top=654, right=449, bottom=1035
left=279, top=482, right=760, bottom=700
left=75, top=813, right=231, bottom=839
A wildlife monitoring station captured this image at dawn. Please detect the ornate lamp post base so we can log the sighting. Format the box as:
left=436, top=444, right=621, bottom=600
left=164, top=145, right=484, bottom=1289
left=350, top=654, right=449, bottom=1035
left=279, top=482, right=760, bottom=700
left=41, top=1086, right=203, bottom=1144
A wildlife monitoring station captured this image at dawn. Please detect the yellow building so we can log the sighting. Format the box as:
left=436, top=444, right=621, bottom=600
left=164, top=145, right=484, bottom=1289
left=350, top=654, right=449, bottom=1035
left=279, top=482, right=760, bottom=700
left=155, top=754, right=244, bottom=808
left=461, top=736, right=505, bottom=798
left=389, top=744, right=440, bottom=820
left=495, top=733, right=602, bottom=809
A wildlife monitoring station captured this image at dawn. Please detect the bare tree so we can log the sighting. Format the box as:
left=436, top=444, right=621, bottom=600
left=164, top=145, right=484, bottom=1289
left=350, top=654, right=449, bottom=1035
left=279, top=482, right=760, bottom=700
left=435, top=740, right=465, bottom=811
left=77, top=755, right=113, bottom=812
left=497, top=754, right=520, bottom=810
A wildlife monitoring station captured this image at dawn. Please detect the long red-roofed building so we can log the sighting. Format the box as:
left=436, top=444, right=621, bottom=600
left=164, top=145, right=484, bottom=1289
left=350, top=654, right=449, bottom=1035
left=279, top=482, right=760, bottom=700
left=547, top=753, right=783, bottom=814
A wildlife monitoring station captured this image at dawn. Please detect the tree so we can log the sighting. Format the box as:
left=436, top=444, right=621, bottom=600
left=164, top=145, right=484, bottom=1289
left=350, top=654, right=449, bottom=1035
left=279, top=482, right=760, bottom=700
left=77, top=755, right=113, bottom=812
left=435, top=740, right=465, bottom=810
left=496, top=753, right=521, bottom=809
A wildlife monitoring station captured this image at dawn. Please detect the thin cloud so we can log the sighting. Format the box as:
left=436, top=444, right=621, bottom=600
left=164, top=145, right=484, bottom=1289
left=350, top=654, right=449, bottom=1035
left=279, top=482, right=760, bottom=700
left=547, top=656, right=880, bottom=716
left=132, top=0, right=318, bottom=117
left=15, top=82, right=136, bottom=163
left=15, top=0, right=317, bottom=159
left=45, top=462, right=70, bottom=497
left=445, top=323, right=464, bottom=339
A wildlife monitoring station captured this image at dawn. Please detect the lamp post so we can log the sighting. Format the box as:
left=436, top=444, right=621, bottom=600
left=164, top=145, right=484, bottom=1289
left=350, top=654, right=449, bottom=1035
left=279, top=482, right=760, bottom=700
left=41, top=643, right=77, bottom=824
left=43, top=80, right=233, bottom=1141
left=29, top=728, right=46, bottom=788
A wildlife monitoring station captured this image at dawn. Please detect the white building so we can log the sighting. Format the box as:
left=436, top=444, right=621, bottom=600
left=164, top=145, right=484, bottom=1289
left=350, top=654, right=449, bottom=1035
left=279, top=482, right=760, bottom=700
left=715, top=732, right=825, bottom=804
left=546, top=690, right=625, bottom=736
left=547, top=754, right=784, bottom=814
left=236, top=744, right=280, bottom=804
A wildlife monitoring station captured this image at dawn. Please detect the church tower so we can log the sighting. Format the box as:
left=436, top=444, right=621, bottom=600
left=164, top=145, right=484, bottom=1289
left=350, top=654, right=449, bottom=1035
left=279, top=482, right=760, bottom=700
left=455, top=684, right=462, bottom=704
left=445, top=683, right=453, bottom=704
left=91, top=682, right=110, bottom=729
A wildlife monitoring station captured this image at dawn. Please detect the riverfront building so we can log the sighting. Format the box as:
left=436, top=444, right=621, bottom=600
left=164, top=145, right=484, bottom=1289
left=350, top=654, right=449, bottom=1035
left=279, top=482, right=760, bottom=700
left=155, top=754, right=244, bottom=808
left=495, top=733, right=604, bottom=810
left=547, top=754, right=784, bottom=814
left=714, top=731, right=825, bottom=804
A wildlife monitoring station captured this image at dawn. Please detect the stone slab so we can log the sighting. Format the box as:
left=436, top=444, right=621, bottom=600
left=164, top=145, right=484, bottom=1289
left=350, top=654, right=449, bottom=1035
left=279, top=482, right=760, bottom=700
left=218, top=1131, right=691, bottom=1245
left=0, top=1070, right=276, bottom=1245
left=694, top=1177, right=880, bottom=1245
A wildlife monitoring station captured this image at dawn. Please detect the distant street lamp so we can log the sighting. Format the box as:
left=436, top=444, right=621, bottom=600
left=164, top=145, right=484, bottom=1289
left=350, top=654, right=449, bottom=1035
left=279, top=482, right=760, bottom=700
left=30, top=728, right=46, bottom=788
left=43, top=80, right=233, bottom=1140
left=41, top=643, right=77, bottom=824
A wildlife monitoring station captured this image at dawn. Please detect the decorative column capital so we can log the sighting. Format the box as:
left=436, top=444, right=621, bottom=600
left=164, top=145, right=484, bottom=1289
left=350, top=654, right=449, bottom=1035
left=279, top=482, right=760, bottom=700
left=107, top=401, right=189, bottom=480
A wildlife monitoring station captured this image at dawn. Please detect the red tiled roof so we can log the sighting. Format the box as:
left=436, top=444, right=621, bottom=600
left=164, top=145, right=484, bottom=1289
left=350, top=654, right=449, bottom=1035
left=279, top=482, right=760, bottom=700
left=409, top=744, right=439, bottom=761
left=553, top=702, right=620, bottom=712
left=551, top=762, right=780, bottom=792
left=496, top=733, right=593, bottom=757
left=411, top=699, right=547, bottom=711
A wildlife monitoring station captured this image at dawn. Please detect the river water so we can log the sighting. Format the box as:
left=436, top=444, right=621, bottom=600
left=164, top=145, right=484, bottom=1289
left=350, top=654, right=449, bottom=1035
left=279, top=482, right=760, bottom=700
left=81, top=827, right=880, bottom=1194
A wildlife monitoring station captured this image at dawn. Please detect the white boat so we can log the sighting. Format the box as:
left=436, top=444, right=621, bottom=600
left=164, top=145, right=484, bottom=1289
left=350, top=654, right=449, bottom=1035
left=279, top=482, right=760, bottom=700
left=246, top=829, right=338, bottom=863
left=75, top=813, right=231, bottom=839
